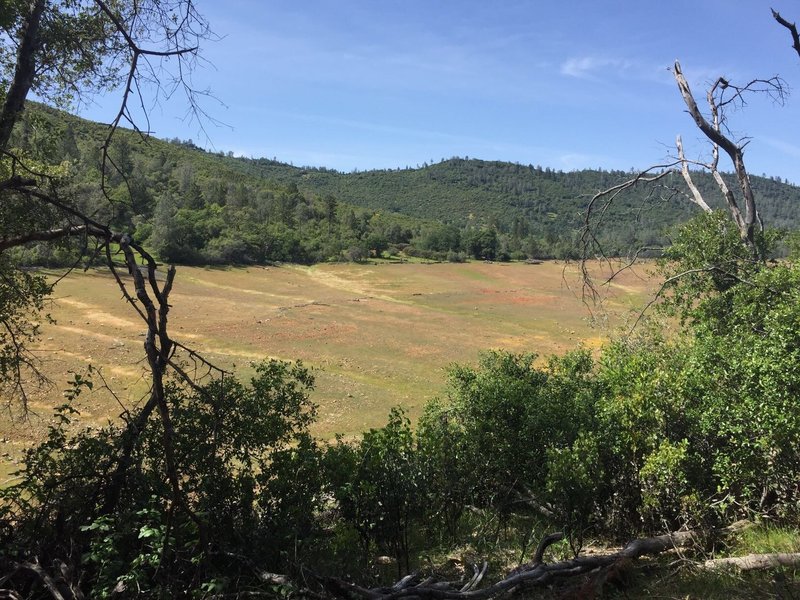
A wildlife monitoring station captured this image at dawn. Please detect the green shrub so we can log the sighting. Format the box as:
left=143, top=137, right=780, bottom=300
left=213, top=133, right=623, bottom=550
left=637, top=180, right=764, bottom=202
left=325, top=407, right=423, bottom=575
left=417, top=350, right=598, bottom=523
left=1, top=360, right=322, bottom=596
left=545, top=432, right=603, bottom=552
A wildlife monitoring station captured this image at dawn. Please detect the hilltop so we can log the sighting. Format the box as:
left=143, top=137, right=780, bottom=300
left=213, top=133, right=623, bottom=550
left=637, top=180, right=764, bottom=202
left=14, top=103, right=800, bottom=265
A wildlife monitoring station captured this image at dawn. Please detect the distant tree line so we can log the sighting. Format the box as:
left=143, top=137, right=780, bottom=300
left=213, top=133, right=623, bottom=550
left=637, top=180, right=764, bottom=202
left=15, top=104, right=800, bottom=270
left=12, top=106, right=597, bottom=267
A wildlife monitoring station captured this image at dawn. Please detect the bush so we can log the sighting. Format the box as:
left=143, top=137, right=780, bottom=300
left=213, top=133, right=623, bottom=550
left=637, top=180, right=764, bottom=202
left=417, top=350, right=598, bottom=523
left=1, top=360, right=323, bottom=596
left=325, top=408, right=423, bottom=575
left=446, top=250, right=467, bottom=263
left=545, top=433, right=603, bottom=552
left=417, top=398, right=473, bottom=542
left=344, top=245, right=366, bottom=262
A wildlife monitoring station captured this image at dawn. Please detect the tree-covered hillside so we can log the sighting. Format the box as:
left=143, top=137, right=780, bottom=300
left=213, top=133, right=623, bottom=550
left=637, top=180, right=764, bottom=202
left=12, top=104, right=425, bottom=266
left=232, top=155, right=800, bottom=251
left=14, top=103, right=800, bottom=265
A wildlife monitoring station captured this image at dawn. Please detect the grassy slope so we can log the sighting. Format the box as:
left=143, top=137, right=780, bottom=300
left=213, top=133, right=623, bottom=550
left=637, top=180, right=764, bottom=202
left=1, top=260, right=653, bottom=479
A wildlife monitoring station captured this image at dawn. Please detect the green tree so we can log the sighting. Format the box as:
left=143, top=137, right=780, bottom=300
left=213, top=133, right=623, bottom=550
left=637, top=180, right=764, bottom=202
left=421, top=350, right=597, bottom=522
left=325, top=408, right=423, bottom=575
left=0, top=0, right=213, bottom=404
left=364, top=232, right=389, bottom=257
left=324, top=194, right=338, bottom=233
left=0, top=2, right=224, bottom=595
left=464, top=228, right=499, bottom=260
left=420, top=224, right=461, bottom=253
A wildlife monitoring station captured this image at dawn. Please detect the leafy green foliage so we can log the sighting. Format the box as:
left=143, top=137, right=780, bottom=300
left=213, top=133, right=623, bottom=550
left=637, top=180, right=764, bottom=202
left=417, top=349, right=598, bottom=538
left=409, top=226, right=800, bottom=541
left=0, top=256, right=52, bottom=404
left=589, top=219, right=800, bottom=532
left=146, top=360, right=322, bottom=567
left=0, top=0, right=128, bottom=110
left=659, top=211, right=775, bottom=327
left=0, top=360, right=323, bottom=596
left=545, top=432, right=603, bottom=552
left=325, top=408, right=423, bottom=574
left=416, top=398, right=473, bottom=542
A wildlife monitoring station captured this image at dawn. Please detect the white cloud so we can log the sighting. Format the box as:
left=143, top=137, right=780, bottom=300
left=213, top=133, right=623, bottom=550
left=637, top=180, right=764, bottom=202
left=560, top=56, right=635, bottom=79
left=559, top=56, right=677, bottom=86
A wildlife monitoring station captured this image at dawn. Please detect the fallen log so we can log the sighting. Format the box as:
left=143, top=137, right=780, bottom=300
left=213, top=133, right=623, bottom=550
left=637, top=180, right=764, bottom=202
left=316, top=530, right=698, bottom=600
left=704, top=553, right=800, bottom=572
left=10, top=562, right=70, bottom=600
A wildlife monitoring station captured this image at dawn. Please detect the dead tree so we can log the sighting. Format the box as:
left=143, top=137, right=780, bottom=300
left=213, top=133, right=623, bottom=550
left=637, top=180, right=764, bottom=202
left=580, top=53, right=787, bottom=311
left=671, top=60, right=785, bottom=256
left=773, top=9, right=800, bottom=60
left=313, top=530, right=699, bottom=600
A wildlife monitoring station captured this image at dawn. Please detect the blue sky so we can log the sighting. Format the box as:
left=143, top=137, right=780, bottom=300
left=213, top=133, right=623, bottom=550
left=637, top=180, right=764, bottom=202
left=80, top=1, right=800, bottom=182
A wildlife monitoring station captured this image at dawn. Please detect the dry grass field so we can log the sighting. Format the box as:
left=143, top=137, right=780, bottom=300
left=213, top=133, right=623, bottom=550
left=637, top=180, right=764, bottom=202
left=2, top=259, right=656, bottom=476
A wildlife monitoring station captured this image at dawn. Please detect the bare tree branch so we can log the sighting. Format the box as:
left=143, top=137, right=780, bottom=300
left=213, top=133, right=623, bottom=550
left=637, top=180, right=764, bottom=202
left=675, top=135, right=712, bottom=213
left=772, top=9, right=800, bottom=59
left=92, top=0, right=210, bottom=205
left=11, top=561, right=70, bottom=600
left=579, top=164, right=676, bottom=305
left=628, top=262, right=774, bottom=333
left=0, top=224, right=106, bottom=251
left=704, top=552, right=800, bottom=572
left=672, top=60, right=762, bottom=249
left=95, top=1, right=198, bottom=59
left=580, top=58, right=781, bottom=322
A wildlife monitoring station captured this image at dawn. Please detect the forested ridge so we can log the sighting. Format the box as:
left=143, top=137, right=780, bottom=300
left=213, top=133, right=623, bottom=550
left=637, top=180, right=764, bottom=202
left=272, top=156, right=800, bottom=230
left=15, top=102, right=800, bottom=266
left=12, top=103, right=425, bottom=266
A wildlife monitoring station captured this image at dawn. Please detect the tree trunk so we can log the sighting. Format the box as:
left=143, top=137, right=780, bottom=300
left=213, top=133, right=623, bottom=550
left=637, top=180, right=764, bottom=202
left=0, top=0, right=45, bottom=151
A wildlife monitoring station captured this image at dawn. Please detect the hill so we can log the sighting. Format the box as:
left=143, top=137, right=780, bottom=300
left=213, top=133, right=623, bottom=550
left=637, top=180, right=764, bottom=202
left=13, top=104, right=431, bottom=266
left=13, top=103, right=800, bottom=265
left=237, top=156, right=800, bottom=253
